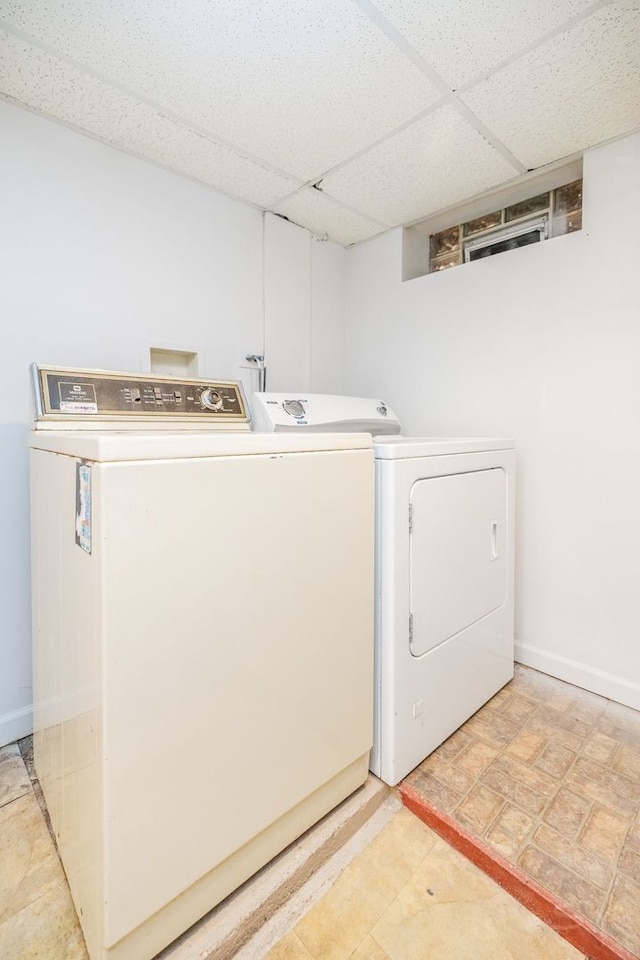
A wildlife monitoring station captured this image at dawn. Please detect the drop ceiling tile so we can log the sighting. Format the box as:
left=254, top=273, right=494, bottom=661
left=368, top=0, right=597, bottom=88
left=272, top=189, right=386, bottom=246
left=320, top=104, right=520, bottom=227
left=461, top=0, right=640, bottom=169
left=0, top=30, right=301, bottom=208
left=1, top=0, right=443, bottom=180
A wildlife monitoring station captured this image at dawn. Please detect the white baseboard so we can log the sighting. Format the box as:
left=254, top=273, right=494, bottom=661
left=515, top=641, right=640, bottom=711
left=0, top=704, right=32, bottom=748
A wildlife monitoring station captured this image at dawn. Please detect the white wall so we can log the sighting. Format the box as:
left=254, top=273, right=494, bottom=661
left=344, top=131, right=640, bottom=710
left=264, top=212, right=345, bottom=394
left=0, top=100, right=344, bottom=746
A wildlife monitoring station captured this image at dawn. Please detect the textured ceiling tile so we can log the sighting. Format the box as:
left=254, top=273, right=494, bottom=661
left=461, top=0, right=640, bottom=169
left=320, top=104, right=520, bottom=227
left=0, top=0, right=443, bottom=180
left=368, top=0, right=598, bottom=88
left=0, top=30, right=301, bottom=207
left=272, top=189, right=386, bottom=246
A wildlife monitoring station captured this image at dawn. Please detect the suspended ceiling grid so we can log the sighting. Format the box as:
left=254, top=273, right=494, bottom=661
left=1, top=0, right=639, bottom=245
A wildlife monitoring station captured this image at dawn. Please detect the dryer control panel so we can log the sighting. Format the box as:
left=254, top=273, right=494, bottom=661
left=251, top=392, right=401, bottom=435
left=31, top=365, right=248, bottom=424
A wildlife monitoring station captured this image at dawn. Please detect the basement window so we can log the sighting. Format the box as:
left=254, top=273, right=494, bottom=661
left=428, top=179, right=582, bottom=274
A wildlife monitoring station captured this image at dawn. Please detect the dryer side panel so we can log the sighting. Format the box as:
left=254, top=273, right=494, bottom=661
left=410, top=468, right=508, bottom=657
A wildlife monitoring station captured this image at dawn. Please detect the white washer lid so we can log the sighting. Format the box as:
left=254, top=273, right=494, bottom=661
left=28, top=430, right=372, bottom=462
left=373, top=436, right=515, bottom=459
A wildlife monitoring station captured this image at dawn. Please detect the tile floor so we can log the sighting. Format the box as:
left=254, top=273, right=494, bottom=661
left=0, top=742, right=87, bottom=960
left=0, top=665, right=638, bottom=960
left=402, top=664, right=640, bottom=958
left=263, top=805, right=586, bottom=960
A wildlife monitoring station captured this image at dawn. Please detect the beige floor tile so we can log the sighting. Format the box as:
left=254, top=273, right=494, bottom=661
left=534, top=740, right=576, bottom=779
left=533, top=823, right=612, bottom=889
left=612, top=743, right=640, bottom=782
left=370, top=831, right=585, bottom=960
left=480, top=763, right=547, bottom=816
left=264, top=930, right=315, bottom=960
left=517, top=845, right=604, bottom=919
left=381, top=806, right=438, bottom=869
left=350, top=935, right=392, bottom=960
left=294, top=817, right=419, bottom=960
left=493, top=752, right=557, bottom=797
left=453, top=738, right=500, bottom=777
left=397, top=836, right=501, bottom=907
left=601, top=699, right=640, bottom=739
left=0, top=882, right=87, bottom=960
left=486, top=892, right=586, bottom=960
left=0, top=792, right=66, bottom=924
left=485, top=686, right=513, bottom=711
left=566, top=757, right=638, bottom=818
left=402, top=768, right=462, bottom=813
left=504, top=730, right=547, bottom=763
left=618, top=842, right=640, bottom=882
left=435, top=728, right=473, bottom=762
left=454, top=782, right=504, bottom=832
left=622, top=817, right=640, bottom=880
left=465, top=712, right=520, bottom=746
left=500, top=692, right=537, bottom=723
left=485, top=802, right=534, bottom=858
left=418, top=753, right=474, bottom=795
left=0, top=746, right=31, bottom=808
left=578, top=804, right=630, bottom=863
left=528, top=716, right=584, bottom=752
left=542, top=786, right=591, bottom=839
left=582, top=731, right=618, bottom=764
left=601, top=874, right=640, bottom=956
left=374, top=899, right=517, bottom=960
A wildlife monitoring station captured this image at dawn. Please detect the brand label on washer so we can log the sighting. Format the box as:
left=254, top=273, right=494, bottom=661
left=75, top=463, right=92, bottom=554
left=59, top=381, right=98, bottom=414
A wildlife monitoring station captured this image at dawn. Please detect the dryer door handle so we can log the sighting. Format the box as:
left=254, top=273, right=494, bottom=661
left=490, top=521, right=499, bottom=561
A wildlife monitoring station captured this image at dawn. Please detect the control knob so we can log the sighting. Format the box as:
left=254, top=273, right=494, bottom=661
left=283, top=399, right=305, bottom=418
left=200, top=387, right=224, bottom=411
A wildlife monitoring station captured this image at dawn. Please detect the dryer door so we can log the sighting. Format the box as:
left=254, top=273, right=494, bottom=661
left=409, top=468, right=507, bottom=656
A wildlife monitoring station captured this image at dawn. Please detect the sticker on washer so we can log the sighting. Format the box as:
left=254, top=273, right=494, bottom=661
left=59, top=382, right=98, bottom=414
left=75, top=463, right=92, bottom=554
left=60, top=401, right=99, bottom=414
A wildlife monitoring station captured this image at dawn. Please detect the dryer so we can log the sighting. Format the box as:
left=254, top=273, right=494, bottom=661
left=373, top=435, right=515, bottom=786
left=252, top=394, right=515, bottom=787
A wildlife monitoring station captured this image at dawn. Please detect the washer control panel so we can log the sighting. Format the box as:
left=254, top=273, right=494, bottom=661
left=32, top=365, right=248, bottom=422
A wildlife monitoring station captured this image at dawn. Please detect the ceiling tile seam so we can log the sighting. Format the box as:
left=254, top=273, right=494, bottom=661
left=352, top=0, right=454, bottom=95
left=455, top=0, right=615, bottom=95
left=450, top=97, right=527, bottom=173
left=287, top=91, right=460, bottom=187
left=0, top=19, right=306, bottom=189
left=273, top=184, right=391, bottom=230
left=0, top=89, right=280, bottom=215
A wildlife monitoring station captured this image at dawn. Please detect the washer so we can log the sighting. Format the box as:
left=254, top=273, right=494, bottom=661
left=29, top=366, right=375, bottom=960
left=252, top=394, right=515, bottom=787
